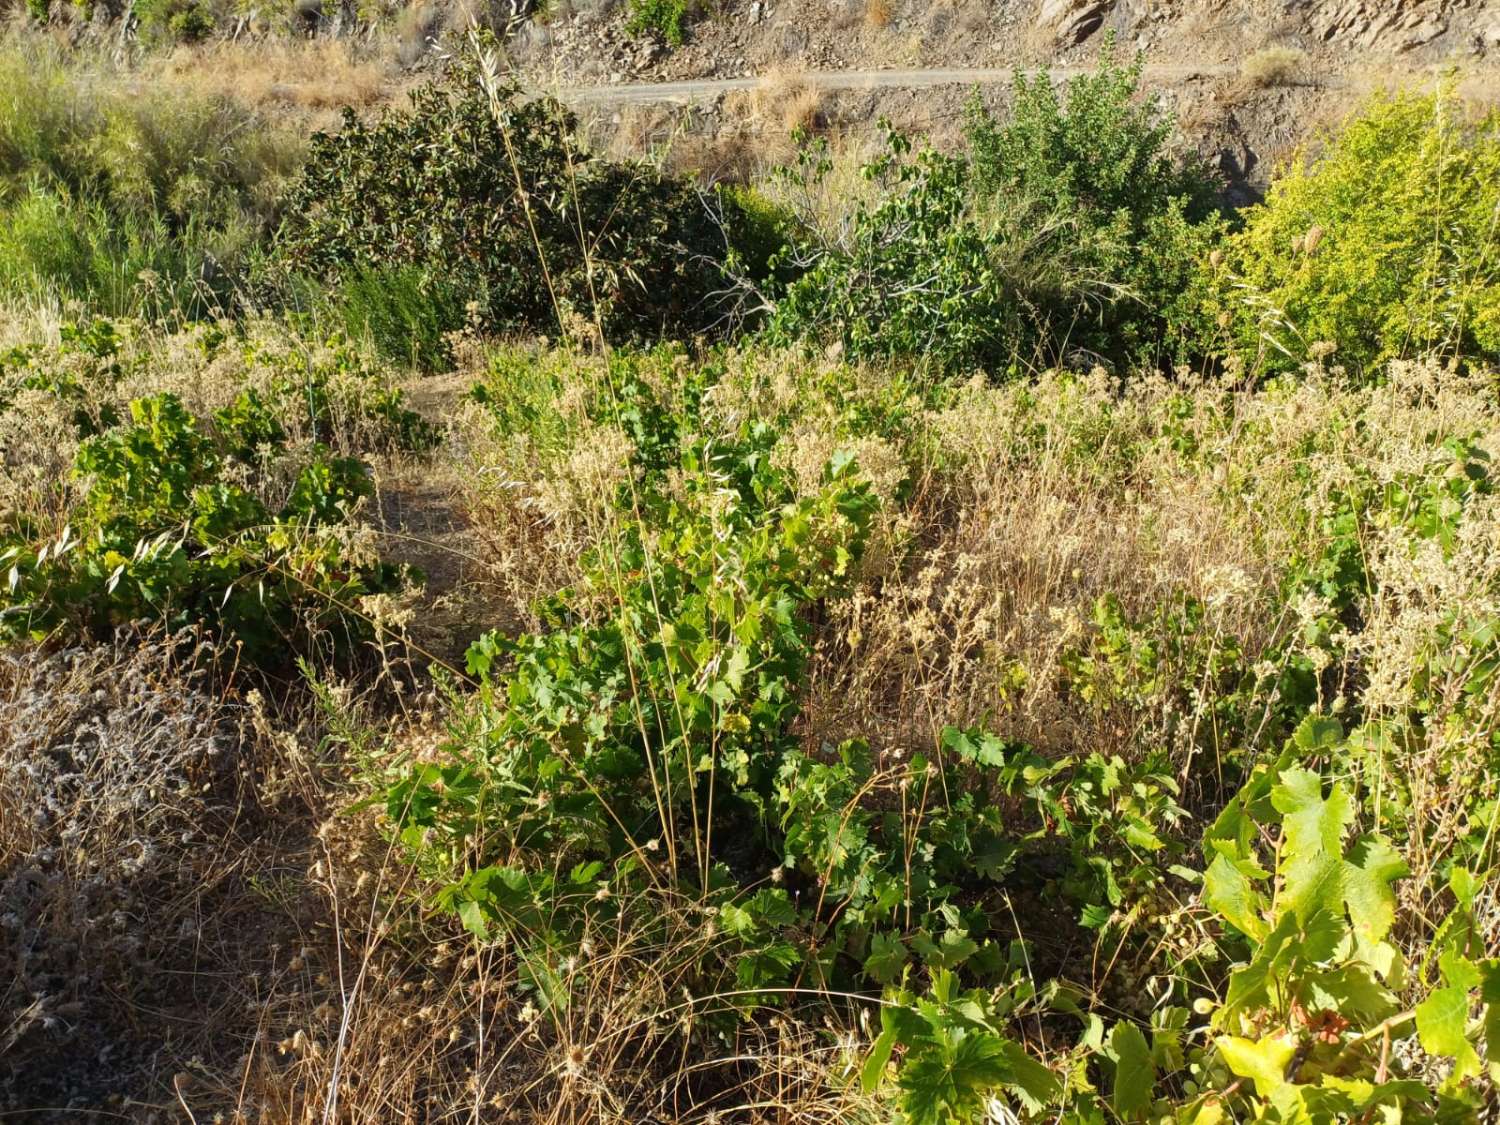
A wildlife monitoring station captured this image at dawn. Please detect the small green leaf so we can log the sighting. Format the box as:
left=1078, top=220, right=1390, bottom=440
left=457, top=898, right=490, bottom=942
left=860, top=1025, right=898, bottom=1094
left=1204, top=852, right=1268, bottom=941
left=1416, top=951, right=1482, bottom=1079
left=864, top=932, right=909, bottom=985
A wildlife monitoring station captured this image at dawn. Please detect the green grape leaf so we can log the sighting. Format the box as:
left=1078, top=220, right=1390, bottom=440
left=1204, top=851, right=1269, bottom=940
left=864, top=931, right=909, bottom=986
left=1342, top=835, right=1407, bottom=950
left=457, top=897, right=490, bottom=942
left=1272, top=768, right=1351, bottom=923
left=1104, top=1020, right=1155, bottom=1119
left=1292, top=715, right=1345, bottom=755
left=1302, top=964, right=1399, bottom=1026
left=1216, top=1033, right=1295, bottom=1097
left=1415, top=951, right=1482, bottom=1080
left=898, top=1029, right=1012, bottom=1125
left=995, top=1040, right=1061, bottom=1113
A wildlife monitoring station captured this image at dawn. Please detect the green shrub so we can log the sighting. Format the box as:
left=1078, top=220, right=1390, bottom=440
left=625, top=0, right=691, bottom=45
left=964, top=44, right=1222, bottom=365
left=766, top=46, right=1222, bottom=375
left=863, top=741, right=1500, bottom=1124
left=0, top=392, right=415, bottom=662
left=0, top=44, right=299, bottom=317
left=275, top=65, right=738, bottom=347
left=1204, top=90, right=1500, bottom=375
left=335, top=264, right=470, bottom=372
left=381, top=354, right=1202, bottom=1013
left=134, top=0, right=216, bottom=41
left=768, top=133, right=1016, bottom=374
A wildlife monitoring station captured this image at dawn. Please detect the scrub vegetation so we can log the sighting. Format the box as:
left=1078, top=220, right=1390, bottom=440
left=2, top=29, right=1499, bottom=1124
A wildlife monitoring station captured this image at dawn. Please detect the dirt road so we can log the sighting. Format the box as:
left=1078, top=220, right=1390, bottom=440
left=553, top=64, right=1244, bottom=106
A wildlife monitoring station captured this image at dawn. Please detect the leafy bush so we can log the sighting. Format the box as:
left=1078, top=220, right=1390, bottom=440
left=275, top=65, right=739, bottom=355
left=383, top=354, right=1208, bottom=1025
left=625, top=0, right=692, bottom=45
left=863, top=742, right=1499, bottom=1124
left=964, top=45, right=1222, bottom=363
left=373, top=345, right=1500, bottom=1122
left=769, top=134, right=1016, bottom=374
left=0, top=392, right=414, bottom=662
left=133, top=0, right=216, bottom=41
left=767, top=46, right=1222, bottom=374
left=1204, top=90, right=1500, bottom=375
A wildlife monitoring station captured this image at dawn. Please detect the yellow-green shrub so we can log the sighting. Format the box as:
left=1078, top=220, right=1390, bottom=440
left=1204, top=90, right=1500, bottom=376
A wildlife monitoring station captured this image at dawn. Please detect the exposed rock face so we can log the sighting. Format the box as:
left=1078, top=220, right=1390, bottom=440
left=1305, top=1, right=1451, bottom=51
left=1037, top=0, right=1112, bottom=45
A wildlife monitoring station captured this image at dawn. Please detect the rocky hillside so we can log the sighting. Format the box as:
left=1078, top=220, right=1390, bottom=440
left=511, top=0, right=1499, bottom=84
left=495, top=0, right=1499, bottom=200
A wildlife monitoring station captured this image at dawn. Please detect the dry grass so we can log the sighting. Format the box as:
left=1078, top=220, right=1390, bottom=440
left=155, top=37, right=398, bottom=119
left=0, top=632, right=879, bottom=1121
left=865, top=0, right=893, bottom=30
left=727, top=67, right=824, bottom=136
left=1239, top=44, right=1308, bottom=88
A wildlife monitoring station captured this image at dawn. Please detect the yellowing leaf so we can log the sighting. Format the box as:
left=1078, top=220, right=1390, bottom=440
left=1342, top=835, right=1407, bottom=950
left=1216, top=1033, right=1295, bottom=1097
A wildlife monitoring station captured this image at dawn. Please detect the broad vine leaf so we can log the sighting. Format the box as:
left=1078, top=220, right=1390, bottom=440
left=1272, top=768, right=1352, bottom=924
left=1204, top=851, right=1268, bottom=941
left=1291, top=715, right=1345, bottom=755
left=457, top=897, right=490, bottom=942
left=1105, top=1020, right=1155, bottom=1119
left=1303, top=964, right=1399, bottom=1026
left=1216, top=1033, right=1295, bottom=1098
left=897, top=1028, right=1013, bottom=1125
left=995, top=1040, right=1061, bottom=1113
left=1342, top=835, right=1407, bottom=950
left=1415, top=950, right=1482, bottom=1080
left=865, top=932, right=909, bottom=985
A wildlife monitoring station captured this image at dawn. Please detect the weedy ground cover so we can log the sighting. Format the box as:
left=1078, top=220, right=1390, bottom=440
left=0, top=34, right=1498, bottom=1125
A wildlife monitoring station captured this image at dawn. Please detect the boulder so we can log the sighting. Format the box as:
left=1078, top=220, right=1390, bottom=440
left=1036, top=0, right=1111, bottom=45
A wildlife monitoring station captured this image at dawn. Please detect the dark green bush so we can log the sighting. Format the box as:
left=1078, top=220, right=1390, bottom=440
left=275, top=67, right=737, bottom=351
